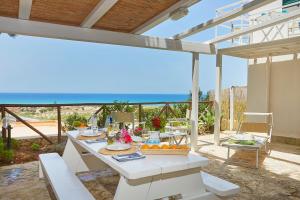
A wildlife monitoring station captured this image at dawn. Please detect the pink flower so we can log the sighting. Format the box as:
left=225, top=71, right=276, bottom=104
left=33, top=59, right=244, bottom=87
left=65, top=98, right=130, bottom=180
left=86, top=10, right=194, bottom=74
left=121, top=128, right=129, bottom=137
left=120, top=128, right=132, bottom=143
left=123, top=134, right=132, bottom=143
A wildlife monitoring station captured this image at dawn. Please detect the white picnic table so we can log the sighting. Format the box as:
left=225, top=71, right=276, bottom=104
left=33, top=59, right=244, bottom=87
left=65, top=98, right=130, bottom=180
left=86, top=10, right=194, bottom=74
left=61, top=131, right=216, bottom=200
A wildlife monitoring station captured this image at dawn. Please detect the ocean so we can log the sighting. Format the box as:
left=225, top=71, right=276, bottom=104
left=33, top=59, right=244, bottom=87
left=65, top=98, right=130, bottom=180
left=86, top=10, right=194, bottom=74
left=0, top=93, right=190, bottom=104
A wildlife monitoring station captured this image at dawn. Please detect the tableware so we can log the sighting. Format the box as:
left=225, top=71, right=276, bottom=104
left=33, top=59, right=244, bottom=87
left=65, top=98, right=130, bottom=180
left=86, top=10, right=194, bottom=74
left=80, top=129, right=101, bottom=137
left=85, top=139, right=106, bottom=144
left=132, top=136, right=143, bottom=143
left=106, top=143, right=131, bottom=151
left=75, top=127, right=88, bottom=135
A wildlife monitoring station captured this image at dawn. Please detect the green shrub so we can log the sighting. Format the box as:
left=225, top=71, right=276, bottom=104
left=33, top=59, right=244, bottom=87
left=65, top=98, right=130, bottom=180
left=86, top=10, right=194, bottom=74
left=199, top=107, right=215, bottom=132
left=1, top=149, right=14, bottom=162
left=64, top=113, right=87, bottom=130
left=72, top=121, right=83, bottom=128
left=0, top=140, right=4, bottom=154
left=11, top=138, right=20, bottom=150
left=31, top=143, right=40, bottom=151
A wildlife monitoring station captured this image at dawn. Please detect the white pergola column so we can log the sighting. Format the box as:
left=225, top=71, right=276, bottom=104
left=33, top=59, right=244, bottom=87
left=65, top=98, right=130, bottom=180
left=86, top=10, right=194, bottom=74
left=214, top=53, right=222, bottom=145
left=191, top=52, right=199, bottom=151
left=229, top=86, right=234, bottom=131
left=266, top=56, right=271, bottom=113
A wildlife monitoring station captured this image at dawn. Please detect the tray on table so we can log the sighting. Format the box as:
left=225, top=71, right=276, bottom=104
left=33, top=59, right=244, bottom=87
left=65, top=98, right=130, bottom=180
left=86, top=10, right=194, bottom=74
left=141, top=148, right=190, bottom=155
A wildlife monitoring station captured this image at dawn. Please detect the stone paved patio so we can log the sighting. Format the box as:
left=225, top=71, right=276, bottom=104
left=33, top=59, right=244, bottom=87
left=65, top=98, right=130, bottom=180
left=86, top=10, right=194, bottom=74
left=0, top=141, right=299, bottom=200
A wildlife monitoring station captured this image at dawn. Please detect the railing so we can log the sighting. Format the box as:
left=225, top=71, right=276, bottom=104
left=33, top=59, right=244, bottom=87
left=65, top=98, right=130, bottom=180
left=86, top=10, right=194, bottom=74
left=215, top=0, right=300, bottom=46
left=0, top=101, right=213, bottom=147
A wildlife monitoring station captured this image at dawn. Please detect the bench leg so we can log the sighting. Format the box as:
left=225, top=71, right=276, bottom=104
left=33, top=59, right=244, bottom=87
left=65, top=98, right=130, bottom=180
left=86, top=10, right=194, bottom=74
left=227, top=147, right=230, bottom=159
left=256, top=149, right=259, bottom=168
left=39, top=161, right=44, bottom=179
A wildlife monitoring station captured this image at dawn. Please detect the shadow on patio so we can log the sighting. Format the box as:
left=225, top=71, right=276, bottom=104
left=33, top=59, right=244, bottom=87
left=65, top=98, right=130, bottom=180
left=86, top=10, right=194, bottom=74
left=0, top=134, right=299, bottom=200
left=196, top=134, right=300, bottom=199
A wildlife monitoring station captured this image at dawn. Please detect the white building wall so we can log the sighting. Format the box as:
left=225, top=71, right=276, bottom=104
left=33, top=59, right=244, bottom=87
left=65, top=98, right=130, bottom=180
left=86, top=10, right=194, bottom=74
left=247, top=0, right=300, bottom=139
left=248, top=59, right=300, bottom=139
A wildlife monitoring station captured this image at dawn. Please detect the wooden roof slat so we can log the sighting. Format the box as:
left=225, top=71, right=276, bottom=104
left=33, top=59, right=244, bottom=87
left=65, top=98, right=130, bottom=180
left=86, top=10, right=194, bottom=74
left=0, top=0, right=197, bottom=34
left=132, top=0, right=199, bottom=34
left=81, top=0, right=118, bottom=28
left=30, top=0, right=100, bottom=26
left=0, top=0, right=19, bottom=18
left=93, top=0, right=180, bottom=33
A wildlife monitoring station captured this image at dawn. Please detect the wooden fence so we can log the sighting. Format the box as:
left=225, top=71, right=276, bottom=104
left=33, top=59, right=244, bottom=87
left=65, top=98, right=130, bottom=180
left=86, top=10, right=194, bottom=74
left=0, top=101, right=213, bottom=148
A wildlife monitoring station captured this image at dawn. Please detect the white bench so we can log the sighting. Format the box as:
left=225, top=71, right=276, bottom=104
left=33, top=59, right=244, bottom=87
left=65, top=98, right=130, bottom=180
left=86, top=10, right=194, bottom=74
left=39, top=153, right=95, bottom=200
left=201, top=172, right=240, bottom=197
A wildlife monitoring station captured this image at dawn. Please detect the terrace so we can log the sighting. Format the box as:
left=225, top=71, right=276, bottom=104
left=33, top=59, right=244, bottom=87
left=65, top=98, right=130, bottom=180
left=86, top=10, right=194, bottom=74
left=0, top=0, right=300, bottom=200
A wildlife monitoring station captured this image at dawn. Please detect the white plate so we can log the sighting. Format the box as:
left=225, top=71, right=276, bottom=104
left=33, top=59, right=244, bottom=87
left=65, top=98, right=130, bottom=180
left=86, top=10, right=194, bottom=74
left=106, top=143, right=131, bottom=151
left=80, top=130, right=100, bottom=137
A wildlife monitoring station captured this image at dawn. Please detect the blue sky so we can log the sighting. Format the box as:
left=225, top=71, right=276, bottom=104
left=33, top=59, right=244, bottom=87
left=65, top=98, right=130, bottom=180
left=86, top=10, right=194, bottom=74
left=0, top=0, right=247, bottom=94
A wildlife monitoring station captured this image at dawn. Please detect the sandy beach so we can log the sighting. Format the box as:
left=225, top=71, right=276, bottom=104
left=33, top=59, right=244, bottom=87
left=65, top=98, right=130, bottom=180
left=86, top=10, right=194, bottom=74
left=10, top=121, right=62, bottom=139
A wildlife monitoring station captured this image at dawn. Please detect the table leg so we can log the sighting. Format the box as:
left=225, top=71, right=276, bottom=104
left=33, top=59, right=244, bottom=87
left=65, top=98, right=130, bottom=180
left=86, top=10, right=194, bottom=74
left=114, top=176, right=150, bottom=200
left=62, top=139, right=89, bottom=173
left=147, top=171, right=211, bottom=200
left=114, top=171, right=214, bottom=200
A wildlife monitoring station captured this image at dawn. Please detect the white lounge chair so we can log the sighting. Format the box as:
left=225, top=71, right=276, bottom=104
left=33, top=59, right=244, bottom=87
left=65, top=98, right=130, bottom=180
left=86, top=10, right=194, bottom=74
left=222, top=112, right=273, bottom=168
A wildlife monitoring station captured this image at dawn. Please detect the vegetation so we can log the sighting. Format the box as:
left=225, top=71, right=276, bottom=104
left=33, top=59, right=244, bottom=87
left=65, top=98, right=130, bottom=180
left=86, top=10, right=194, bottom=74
left=0, top=138, right=14, bottom=163
left=64, top=113, right=88, bottom=130
left=199, top=107, right=215, bottom=132
left=31, top=143, right=40, bottom=151
left=12, top=138, right=20, bottom=150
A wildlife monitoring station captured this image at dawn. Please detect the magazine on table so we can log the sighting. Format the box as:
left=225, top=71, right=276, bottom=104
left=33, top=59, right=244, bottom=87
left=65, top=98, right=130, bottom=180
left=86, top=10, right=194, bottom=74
left=112, top=152, right=145, bottom=162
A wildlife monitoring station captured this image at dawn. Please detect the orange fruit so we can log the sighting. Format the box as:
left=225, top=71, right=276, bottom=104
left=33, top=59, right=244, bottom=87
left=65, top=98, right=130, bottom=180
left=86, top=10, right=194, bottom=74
left=178, top=145, right=189, bottom=150
left=170, top=145, right=178, bottom=149
left=150, top=145, right=160, bottom=149
left=141, top=144, right=150, bottom=149
left=161, top=144, right=169, bottom=149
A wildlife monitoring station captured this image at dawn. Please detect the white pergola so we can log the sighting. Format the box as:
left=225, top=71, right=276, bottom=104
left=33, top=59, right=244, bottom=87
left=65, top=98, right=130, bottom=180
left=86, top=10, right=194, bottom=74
left=1, top=0, right=299, bottom=148
left=0, top=0, right=215, bottom=151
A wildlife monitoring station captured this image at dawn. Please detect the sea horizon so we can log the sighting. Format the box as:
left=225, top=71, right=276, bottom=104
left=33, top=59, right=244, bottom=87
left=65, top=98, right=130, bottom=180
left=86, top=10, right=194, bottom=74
left=0, top=92, right=190, bottom=104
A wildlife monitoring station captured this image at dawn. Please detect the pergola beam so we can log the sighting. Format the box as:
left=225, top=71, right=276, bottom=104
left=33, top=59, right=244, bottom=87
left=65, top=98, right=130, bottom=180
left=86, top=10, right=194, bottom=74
left=19, top=0, right=32, bottom=20
left=0, top=16, right=215, bottom=54
left=214, top=53, right=222, bottom=145
left=132, top=0, right=200, bottom=34
left=81, top=0, right=118, bottom=28
left=173, top=0, right=277, bottom=39
left=207, top=8, right=300, bottom=44
left=191, top=52, right=199, bottom=151
left=219, top=35, right=300, bottom=58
